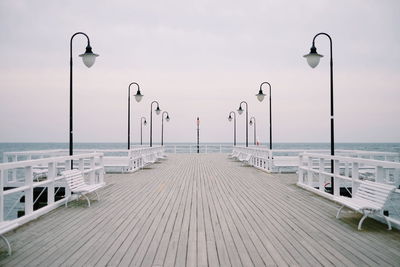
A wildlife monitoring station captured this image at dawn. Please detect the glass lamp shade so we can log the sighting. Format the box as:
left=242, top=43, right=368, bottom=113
left=256, top=89, right=266, bottom=102
left=144, top=120, right=147, bottom=126
left=228, top=115, right=232, bottom=122
left=134, top=90, right=143, bottom=102
left=155, top=107, right=161, bottom=115
left=79, top=46, right=99, bottom=68
left=303, top=46, right=323, bottom=68
left=249, top=120, right=253, bottom=126
left=237, top=106, right=243, bottom=115
left=166, top=115, right=170, bottom=122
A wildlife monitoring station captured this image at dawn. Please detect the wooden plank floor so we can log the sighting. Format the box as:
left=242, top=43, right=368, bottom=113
left=0, top=154, right=399, bottom=266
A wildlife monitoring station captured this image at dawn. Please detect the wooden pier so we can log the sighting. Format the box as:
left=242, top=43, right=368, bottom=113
left=0, top=154, right=399, bottom=266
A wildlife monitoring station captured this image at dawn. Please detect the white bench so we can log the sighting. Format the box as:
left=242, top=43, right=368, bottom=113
left=62, top=170, right=105, bottom=207
left=103, top=156, right=131, bottom=173
left=238, top=153, right=253, bottom=166
left=272, top=156, right=298, bottom=173
left=228, top=151, right=240, bottom=159
left=335, top=181, right=396, bottom=230
left=142, top=153, right=157, bottom=168
left=156, top=153, right=166, bottom=160
left=0, top=221, right=19, bottom=255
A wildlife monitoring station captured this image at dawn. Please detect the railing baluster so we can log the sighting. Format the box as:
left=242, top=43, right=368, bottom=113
left=376, top=166, right=385, bottom=183
left=47, top=162, right=56, bottom=205
left=307, top=156, right=313, bottom=186
left=352, top=162, right=359, bottom=196
left=334, top=159, right=340, bottom=196
left=79, top=158, right=84, bottom=172
left=12, top=155, right=17, bottom=182
left=89, top=157, right=95, bottom=184
left=319, top=157, right=325, bottom=192
left=25, top=166, right=33, bottom=215
left=0, top=170, right=3, bottom=222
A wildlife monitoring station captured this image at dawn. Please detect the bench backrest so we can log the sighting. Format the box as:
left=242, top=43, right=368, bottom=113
left=354, top=181, right=396, bottom=208
left=62, top=170, right=86, bottom=191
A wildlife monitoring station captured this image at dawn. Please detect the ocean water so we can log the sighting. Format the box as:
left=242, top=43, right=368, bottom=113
left=1, top=142, right=400, bottom=162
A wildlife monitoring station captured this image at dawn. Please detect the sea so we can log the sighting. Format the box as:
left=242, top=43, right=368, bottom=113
left=1, top=142, right=400, bottom=162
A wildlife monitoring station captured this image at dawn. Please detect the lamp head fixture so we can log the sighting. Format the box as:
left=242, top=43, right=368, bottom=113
left=249, top=120, right=253, bottom=126
left=303, top=45, right=323, bottom=68
left=256, top=89, right=266, bottom=102
left=237, top=106, right=243, bottom=115
left=144, top=119, right=147, bottom=126
left=155, top=106, right=161, bottom=115
left=228, top=115, right=232, bottom=122
left=134, top=89, right=143, bottom=102
left=166, top=115, right=170, bottom=122
left=79, top=45, right=99, bottom=68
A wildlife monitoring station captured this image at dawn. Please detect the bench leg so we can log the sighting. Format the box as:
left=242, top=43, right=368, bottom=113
left=384, top=215, right=392, bottom=230
left=94, top=191, right=100, bottom=202
left=336, top=205, right=345, bottom=219
left=358, top=212, right=369, bottom=230
left=65, top=196, right=69, bottom=207
left=0, top=234, right=12, bottom=256
left=82, top=194, right=91, bottom=207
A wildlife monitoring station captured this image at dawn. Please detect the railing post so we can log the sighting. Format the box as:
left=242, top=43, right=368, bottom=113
left=352, top=162, right=359, bottom=196
left=268, top=150, right=273, bottom=172
left=307, top=156, right=313, bottom=186
left=334, top=159, right=340, bottom=196
left=344, top=161, right=350, bottom=177
left=47, top=162, right=56, bottom=205
left=0, top=170, right=4, bottom=222
left=79, top=158, right=84, bottom=172
left=89, top=157, right=95, bottom=184
left=298, top=154, right=304, bottom=184
left=12, top=155, right=17, bottom=182
left=25, top=166, right=33, bottom=216
left=319, top=157, right=325, bottom=192
left=128, top=150, right=133, bottom=171
left=65, top=160, right=71, bottom=170
left=376, top=166, right=385, bottom=183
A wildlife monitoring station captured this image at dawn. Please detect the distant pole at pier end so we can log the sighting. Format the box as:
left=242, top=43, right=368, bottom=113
left=197, top=117, right=200, bottom=153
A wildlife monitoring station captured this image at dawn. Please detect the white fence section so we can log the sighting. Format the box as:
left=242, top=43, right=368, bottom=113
left=298, top=152, right=400, bottom=229
left=0, top=153, right=104, bottom=225
left=164, top=144, right=233, bottom=154
left=231, top=146, right=400, bottom=173
left=4, top=147, right=166, bottom=173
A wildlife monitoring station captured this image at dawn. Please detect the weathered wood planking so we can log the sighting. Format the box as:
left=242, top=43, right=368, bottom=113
left=0, top=154, right=399, bottom=266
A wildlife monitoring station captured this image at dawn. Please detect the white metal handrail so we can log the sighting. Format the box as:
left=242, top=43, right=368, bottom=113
left=3, top=147, right=166, bottom=173
left=298, top=152, right=400, bottom=229
left=230, top=146, right=400, bottom=173
left=0, top=153, right=104, bottom=226
left=163, top=144, right=233, bottom=154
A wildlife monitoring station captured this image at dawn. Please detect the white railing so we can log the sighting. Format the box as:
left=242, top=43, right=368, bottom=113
left=164, top=144, right=233, bottom=154
left=0, top=153, right=104, bottom=225
left=231, top=146, right=400, bottom=173
left=4, top=147, right=166, bottom=173
left=298, top=152, right=400, bottom=228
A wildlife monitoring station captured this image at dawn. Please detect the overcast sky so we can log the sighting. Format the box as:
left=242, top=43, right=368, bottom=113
left=0, top=0, right=399, bottom=144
